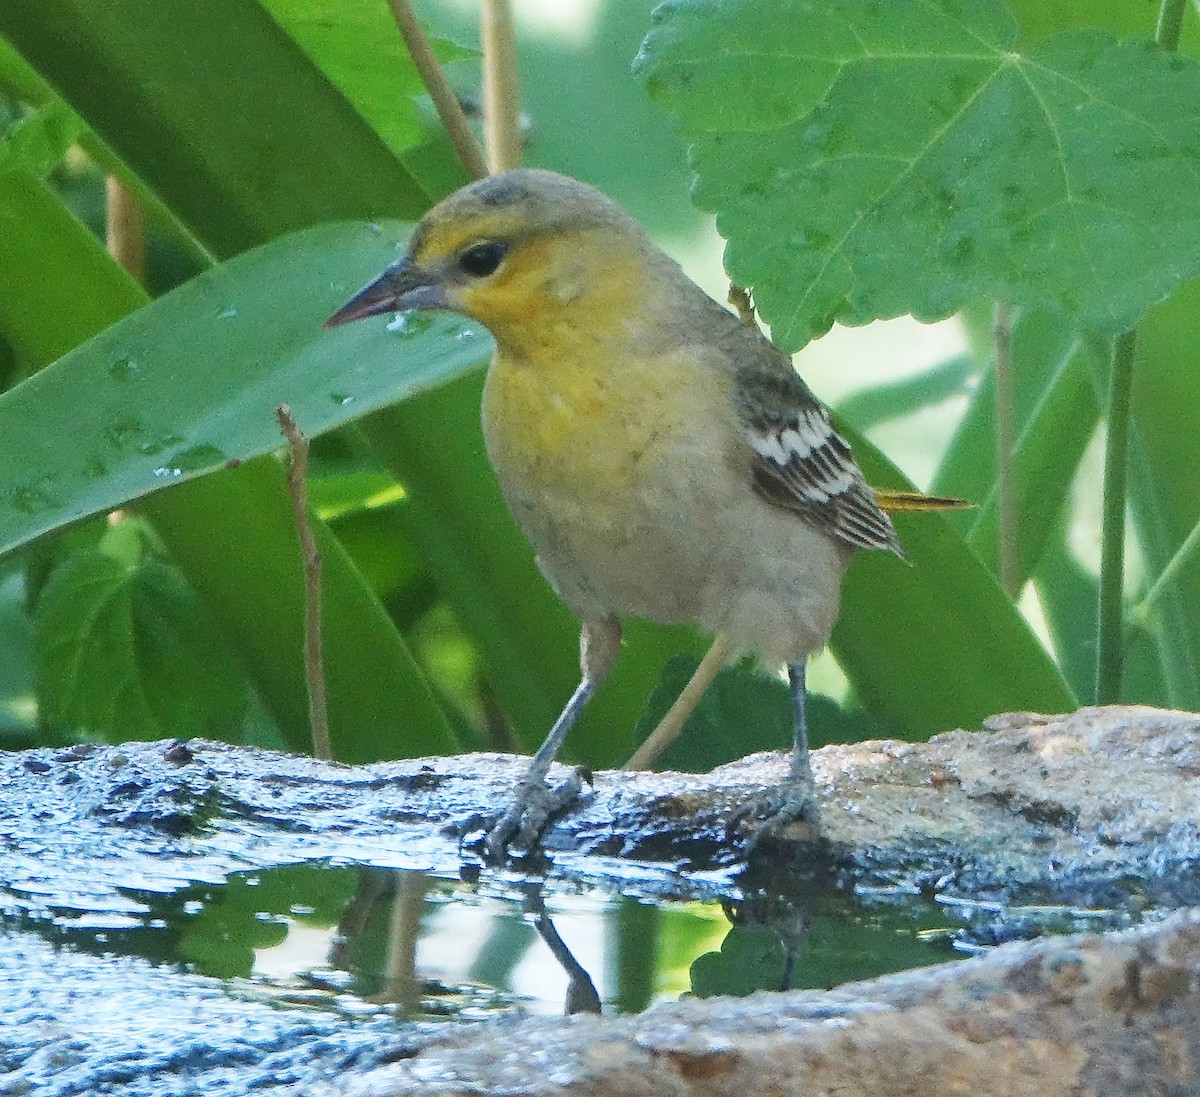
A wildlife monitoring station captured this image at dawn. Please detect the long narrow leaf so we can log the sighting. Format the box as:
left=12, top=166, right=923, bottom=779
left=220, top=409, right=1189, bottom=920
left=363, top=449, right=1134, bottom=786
left=0, top=221, right=488, bottom=559
left=0, top=218, right=472, bottom=758
left=834, top=432, right=1076, bottom=739
left=0, top=0, right=432, bottom=258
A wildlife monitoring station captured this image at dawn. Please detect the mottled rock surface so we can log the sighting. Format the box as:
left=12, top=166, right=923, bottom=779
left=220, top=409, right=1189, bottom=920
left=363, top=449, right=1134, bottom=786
left=2, top=705, right=1199, bottom=1096
left=330, top=910, right=1200, bottom=1097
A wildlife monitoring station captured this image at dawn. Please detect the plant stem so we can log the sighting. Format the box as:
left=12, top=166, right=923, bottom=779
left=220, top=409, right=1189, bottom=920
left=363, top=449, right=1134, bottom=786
left=481, top=0, right=521, bottom=173
left=1095, top=330, right=1136, bottom=704
left=277, top=404, right=331, bottom=761
left=1096, top=0, right=1188, bottom=697
left=385, top=0, right=488, bottom=182
left=1156, top=0, right=1187, bottom=50
left=992, top=303, right=1018, bottom=597
left=105, top=176, right=144, bottom=283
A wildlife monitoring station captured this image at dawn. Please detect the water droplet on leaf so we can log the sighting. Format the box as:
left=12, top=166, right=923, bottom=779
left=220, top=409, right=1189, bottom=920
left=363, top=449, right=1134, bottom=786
left=108, top=358, right=140, bottom=382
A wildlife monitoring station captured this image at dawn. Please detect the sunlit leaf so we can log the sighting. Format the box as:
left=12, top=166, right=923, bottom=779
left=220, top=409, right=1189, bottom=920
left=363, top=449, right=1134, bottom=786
left=0, top=0, right=432, bottom=257
left=262, top=0, right=474, bottom=156
left=638, top=0, right=1200, bottom=349
left=0, top=221, right=491, bottom=561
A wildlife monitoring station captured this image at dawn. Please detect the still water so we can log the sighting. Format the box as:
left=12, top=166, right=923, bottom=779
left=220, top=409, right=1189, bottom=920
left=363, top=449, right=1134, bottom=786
left=6, top=859, right=1135, bottom=1021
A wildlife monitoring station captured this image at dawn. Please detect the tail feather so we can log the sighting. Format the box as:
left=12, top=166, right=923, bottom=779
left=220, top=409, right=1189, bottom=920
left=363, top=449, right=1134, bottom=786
left=871, top=488, right=972, bottom=514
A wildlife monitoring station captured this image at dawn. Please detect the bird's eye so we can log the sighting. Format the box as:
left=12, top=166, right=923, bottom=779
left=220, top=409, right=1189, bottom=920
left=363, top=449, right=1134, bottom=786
left=458, top=240, right=508, bottom=278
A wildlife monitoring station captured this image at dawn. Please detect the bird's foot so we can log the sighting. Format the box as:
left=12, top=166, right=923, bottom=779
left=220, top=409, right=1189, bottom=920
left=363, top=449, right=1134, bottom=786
left=736, top=777, right=820, bottom=857
left=464, top=767, right=590, bottom=865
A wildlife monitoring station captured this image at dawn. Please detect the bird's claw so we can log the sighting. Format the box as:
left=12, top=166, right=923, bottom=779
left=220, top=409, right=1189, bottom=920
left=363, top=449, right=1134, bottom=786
left=463, top=767, right=589, bottom=865
left=735, top=779, right=820, bottom=857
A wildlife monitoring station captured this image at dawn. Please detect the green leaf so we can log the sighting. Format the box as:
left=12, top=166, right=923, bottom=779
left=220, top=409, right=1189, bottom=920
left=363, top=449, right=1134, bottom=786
left=637, top=1, right=1200, bottom=349
left=261, top=0, right=473, bottom=157
left=690, top=925, right=787, bottom=998
left=0, top=220, right=491, bottom=561
left=0, top=168, right=144, bottom=366
left=1125, top=279, right=1200, bottom=706
left=631, top=655, right=882, bottom=768
left=0, top=219, right=471, bottom=760
left=932, top=309, right=1103, bottom=583
left=833, top=428, right=1076, bottom=740
left=0, top=98, right=85, bottom=176
left=834, top=354, right=973, bottom=434
left=632, top=655, right=792, bottom=772
left=0, top=0, right=432, bottom=257
left=143, top=454, right=458, bottom=763
left=0, top=571, right=35, bottom=744
left=34, top=547, right=248, bottom=741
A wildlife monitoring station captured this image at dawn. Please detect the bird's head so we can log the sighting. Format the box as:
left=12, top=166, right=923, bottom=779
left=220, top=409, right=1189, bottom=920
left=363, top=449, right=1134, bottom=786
left=325, top=169, right=663, bottom=351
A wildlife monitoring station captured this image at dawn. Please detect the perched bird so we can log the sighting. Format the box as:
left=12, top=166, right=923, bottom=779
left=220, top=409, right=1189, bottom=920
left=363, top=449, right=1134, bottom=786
left=327, top=169, right=941, bottom=859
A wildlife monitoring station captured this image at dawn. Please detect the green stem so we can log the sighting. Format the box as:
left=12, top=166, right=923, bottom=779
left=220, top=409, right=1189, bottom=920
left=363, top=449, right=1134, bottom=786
left=1095, top=0, right=1186, bottom=700
left=992, top=303, right=1018, bottom=597
left=1095, top=330, right=1136, bottom=704
left=1156, top=0, right=1187, bottom=50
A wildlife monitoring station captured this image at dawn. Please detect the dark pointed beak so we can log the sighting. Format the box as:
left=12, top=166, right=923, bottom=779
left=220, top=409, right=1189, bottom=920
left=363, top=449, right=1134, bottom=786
left=323, top=257, right=447, bottom=328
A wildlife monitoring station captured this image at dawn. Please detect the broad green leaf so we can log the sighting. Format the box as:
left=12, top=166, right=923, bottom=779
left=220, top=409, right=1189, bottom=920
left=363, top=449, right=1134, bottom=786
left=0, top=0, right=432, bottom=258
left=0, top=218, right=471, bottom=760
left=834, top=429, right=1076, bottom=739
left=0, top=30, right=213, bottom=273
left=0, top=221, right=490, bottom=560
left=1006, top=0, right=1200, bottom=55
left=637, top=1, right=1200, bottom=349
left=34, top=548, right=249, bottom=741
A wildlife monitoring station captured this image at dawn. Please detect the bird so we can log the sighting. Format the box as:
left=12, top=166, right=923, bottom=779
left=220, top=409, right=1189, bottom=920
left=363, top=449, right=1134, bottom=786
left=326, top=168, right=953, bottom=861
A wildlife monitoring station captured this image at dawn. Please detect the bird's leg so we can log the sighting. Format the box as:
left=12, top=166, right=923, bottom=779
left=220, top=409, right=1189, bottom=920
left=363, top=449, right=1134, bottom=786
left=787, top=659, right=815, bottom=791
left=623, top=633, right=731, bottom=771
left=743, top=659, right=819, bottom=852
left=480, top=617, right=620, bottom=861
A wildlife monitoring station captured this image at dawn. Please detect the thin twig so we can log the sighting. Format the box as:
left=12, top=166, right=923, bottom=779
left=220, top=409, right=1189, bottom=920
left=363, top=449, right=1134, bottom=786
left=1095, top=331, right=1137, bottom=705
left=277, top=404, right=332, bottom=761
left=728, top=284, right=757, bottom=328
left=624, top=635, right=730, bottom=771
left=992, top=302, right=1018, bottom=597
left=386, top=0, right=488, bottom=182
left=105, top=176, right=145, bottom=284
left=481, top=0, right=521, bottom=173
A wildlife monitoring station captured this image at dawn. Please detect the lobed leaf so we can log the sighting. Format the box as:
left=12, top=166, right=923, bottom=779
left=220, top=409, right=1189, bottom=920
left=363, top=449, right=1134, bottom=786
left=638, top=0, right=1200, bottom=349
left=34, top=548, right=248, bottom=742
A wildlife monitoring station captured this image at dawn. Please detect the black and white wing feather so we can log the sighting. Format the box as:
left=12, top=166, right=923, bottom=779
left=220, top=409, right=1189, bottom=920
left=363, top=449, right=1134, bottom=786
left=735, top=361, right=902, bottom=556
